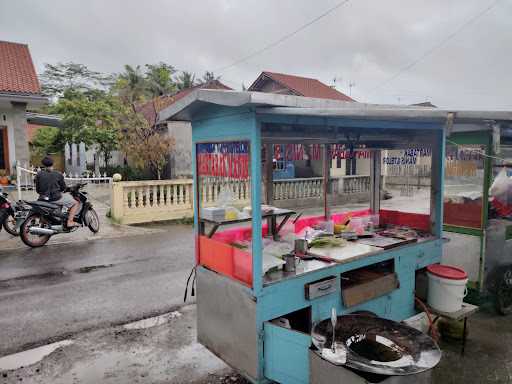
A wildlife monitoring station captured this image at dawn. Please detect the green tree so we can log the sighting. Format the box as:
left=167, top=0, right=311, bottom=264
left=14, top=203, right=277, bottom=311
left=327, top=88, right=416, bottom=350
left=48, top=93, right=121, bottom=167
left=90, top=122, right=120, bottom=169
left=114, top=65, right=148, bottom=104
left=119, top=107, right=174, bottom=179
left=145, top=63, right=177, bottom=97
left=176, top=71, right=196, bottom=90
left=40, top=62, right=112, bottom=98
left=200, top=71, right=219, bottom=84
left=31, top=127, right=63, bottom=155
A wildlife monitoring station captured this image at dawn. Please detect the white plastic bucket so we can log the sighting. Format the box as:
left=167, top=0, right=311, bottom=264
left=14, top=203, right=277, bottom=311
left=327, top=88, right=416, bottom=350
left=427, top=272, right=468, bottom=313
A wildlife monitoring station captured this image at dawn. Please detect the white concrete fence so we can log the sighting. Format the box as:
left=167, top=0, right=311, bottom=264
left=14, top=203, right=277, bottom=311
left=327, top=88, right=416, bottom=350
left=15, top=163, right=112, bottom=201
left=111, top=175, right=373, bottom=225
left=112, top=180, right=194, bottom=224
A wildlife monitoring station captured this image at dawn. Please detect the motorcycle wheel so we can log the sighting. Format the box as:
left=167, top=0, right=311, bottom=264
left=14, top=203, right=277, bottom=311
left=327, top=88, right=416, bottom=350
left=20, top=214, right=51, bottom=248
left=496, top=267, right=512, bottom=316
left=3, top=214, right=19, bottom=236
left=85, top=208, right=100, bottom=233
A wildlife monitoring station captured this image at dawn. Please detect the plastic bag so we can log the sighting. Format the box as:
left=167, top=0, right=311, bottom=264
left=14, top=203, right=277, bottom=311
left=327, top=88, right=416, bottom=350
left=262, top=240, right=294, bottom=259
left=217, top=185, right=235, bottom=207
left=490, top=169, right=512, bottom=205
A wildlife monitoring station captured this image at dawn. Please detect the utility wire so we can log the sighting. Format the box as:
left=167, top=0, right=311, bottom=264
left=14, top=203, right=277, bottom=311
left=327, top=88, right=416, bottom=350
left=368, top=0, right=501, bottom=95
left=214, top=0, right=351, bottom=74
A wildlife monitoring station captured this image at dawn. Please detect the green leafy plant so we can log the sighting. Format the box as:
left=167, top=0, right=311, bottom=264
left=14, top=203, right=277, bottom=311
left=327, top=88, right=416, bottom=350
left=31, top=127, right=62, bottom=155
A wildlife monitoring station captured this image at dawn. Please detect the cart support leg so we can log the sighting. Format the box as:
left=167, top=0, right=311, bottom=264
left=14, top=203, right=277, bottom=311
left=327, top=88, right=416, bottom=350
left=462, top=317, right=467, bottom=355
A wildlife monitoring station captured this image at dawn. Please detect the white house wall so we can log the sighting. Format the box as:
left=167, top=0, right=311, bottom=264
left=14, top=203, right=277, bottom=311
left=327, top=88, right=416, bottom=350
left=330, top=157, right=370, bottom=177
left=11, top=103, right=30, bottom=167
left=168, top=121, right=192, bottom=178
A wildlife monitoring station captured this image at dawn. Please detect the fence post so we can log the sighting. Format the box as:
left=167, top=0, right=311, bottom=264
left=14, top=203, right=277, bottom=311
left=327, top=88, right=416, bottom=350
left=16, top=164, right=22, bottom=200
left=111, top=181, right=124, bottom=224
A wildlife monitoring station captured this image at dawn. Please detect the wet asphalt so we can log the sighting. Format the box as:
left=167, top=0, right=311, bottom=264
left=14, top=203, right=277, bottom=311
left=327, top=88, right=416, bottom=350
left=0, top=225, right=195, bottom=356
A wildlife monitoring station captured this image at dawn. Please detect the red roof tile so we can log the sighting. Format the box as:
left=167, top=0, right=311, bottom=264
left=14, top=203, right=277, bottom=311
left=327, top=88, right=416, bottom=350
left=135, top=80, right=232, bottom=126
left=0, top=41, right=41, bottom=95
left=248, top=71, right=354, bottom=102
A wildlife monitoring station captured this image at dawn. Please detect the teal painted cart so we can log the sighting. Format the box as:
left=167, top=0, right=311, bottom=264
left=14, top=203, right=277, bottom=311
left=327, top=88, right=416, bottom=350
left=161, top=91, right=452, bottom=383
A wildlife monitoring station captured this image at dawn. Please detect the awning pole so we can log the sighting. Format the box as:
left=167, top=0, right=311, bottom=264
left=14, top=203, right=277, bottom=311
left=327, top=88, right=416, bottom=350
left=370, top=150, right=381, bottom=214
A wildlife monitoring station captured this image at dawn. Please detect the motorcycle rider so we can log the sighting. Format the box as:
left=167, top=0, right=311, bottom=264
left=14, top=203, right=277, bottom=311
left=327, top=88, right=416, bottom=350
left=34, top=156, right=80, bottom=228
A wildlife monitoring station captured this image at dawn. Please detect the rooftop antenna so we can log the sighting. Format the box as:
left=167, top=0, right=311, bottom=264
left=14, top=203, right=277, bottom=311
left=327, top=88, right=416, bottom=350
left=331, top=76, right=342, bottom=89
left=348, top=81, right=355, bottom=96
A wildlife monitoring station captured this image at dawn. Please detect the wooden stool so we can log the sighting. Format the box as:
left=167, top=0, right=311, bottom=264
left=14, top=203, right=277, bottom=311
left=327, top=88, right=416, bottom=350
left=428, top=302, right=479, bottom=355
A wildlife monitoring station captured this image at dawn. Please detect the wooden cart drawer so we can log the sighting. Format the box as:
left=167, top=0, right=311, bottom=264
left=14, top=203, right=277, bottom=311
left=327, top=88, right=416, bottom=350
left=305, top=276, right=337, bottom=300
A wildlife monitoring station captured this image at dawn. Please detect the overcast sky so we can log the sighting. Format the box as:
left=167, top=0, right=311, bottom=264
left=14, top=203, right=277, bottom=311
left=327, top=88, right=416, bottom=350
left=1, top=0, right=510, bottom=109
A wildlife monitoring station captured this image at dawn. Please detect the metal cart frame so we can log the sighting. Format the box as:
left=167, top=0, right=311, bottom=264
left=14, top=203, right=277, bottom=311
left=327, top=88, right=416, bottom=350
left=159, top=91, right=512, bottom=383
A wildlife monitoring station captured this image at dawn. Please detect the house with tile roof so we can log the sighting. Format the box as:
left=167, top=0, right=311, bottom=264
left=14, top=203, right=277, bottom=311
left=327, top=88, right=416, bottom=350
left=0, top=40, right=47, bottom=175
left=135, top=80, right=232, bottom=178
left=151, top=73, right=365, bottom=179
left=248, top=71, right=370, bottom=178
left=248, top=71, right=355, bottom=102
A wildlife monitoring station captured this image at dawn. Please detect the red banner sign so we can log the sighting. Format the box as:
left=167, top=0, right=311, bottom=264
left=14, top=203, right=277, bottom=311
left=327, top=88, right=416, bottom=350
left=197, top=142, right=249, bottom=179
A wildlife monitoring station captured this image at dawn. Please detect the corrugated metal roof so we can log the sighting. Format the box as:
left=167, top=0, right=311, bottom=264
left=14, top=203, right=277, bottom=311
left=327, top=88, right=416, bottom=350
left=158, top=89, right=512, bottom=124
left=135, top=80, right=231, bottom=126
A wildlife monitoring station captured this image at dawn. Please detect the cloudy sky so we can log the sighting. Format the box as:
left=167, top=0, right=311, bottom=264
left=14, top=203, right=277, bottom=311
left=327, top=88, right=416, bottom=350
left=1, top=0, right=510, bottom=109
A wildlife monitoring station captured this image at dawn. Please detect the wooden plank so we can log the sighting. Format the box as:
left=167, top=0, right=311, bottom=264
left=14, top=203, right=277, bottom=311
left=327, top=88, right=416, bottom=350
left=428, top=302, right=479, bottom=321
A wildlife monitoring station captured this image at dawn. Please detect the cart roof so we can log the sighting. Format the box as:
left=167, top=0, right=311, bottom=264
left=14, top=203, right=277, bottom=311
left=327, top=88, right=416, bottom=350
left=158, top=89, right=512, bottom=125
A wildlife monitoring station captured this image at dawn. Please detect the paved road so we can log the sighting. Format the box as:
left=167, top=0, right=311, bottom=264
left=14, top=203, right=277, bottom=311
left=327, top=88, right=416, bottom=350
left=0, top=226, right=194, bottom=356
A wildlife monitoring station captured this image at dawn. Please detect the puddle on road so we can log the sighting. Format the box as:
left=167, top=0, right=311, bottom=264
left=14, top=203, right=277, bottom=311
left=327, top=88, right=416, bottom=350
left=77, top=264, right=113, bottom=273
left=123, top=311, right=182, bottom=330
left=1, top=270, right=67, bottom=283
left=0, top=270, right=69, bottom=289
left=0, top=340, right=74, bottom=371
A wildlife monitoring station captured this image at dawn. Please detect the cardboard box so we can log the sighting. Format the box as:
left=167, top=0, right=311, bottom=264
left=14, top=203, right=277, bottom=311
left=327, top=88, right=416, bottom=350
left=341, top=271, right=399, bottom=308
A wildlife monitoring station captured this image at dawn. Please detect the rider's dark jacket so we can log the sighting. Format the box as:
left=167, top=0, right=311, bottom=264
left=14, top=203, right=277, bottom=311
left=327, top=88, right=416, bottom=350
left=35, top=169, right=66, bottom=201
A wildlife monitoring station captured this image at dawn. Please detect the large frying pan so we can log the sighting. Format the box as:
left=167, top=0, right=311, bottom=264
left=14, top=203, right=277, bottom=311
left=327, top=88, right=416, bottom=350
left=311, top=315, right=442, bottom=376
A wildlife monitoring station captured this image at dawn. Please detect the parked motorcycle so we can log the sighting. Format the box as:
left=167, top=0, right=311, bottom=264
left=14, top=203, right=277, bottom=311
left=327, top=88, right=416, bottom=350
left=0, top=191, right=30, bottom=236
left=20, top=183, right=100, bottom=247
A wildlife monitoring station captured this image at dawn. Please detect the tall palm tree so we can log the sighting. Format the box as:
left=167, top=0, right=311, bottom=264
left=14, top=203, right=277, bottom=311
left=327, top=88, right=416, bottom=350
left=200, top=71, right=219, bottom=84
left=176, top=71, right=196, bottom=90
left=115, top=65, right=148, bottom=104
left=145, top=63, right=177, bottom=97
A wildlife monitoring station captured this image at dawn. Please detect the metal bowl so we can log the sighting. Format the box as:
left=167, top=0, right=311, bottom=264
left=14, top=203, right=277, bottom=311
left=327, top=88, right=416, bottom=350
left=312, top=315, right=441, bottom=375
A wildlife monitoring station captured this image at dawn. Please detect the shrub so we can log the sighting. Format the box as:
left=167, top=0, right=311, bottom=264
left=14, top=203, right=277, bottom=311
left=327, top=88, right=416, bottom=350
left=100, top=165, right=152, bottom=181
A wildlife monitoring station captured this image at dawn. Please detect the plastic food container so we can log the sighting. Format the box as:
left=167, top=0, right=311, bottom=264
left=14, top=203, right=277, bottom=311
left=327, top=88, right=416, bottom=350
left=426, top=264, right=468, bottom=313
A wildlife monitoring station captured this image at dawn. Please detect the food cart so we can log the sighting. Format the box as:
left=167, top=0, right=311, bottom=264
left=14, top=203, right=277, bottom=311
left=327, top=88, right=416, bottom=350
left=160, top=90, right=451, bottom=383
left=442, top=119, right=512, bottom=314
